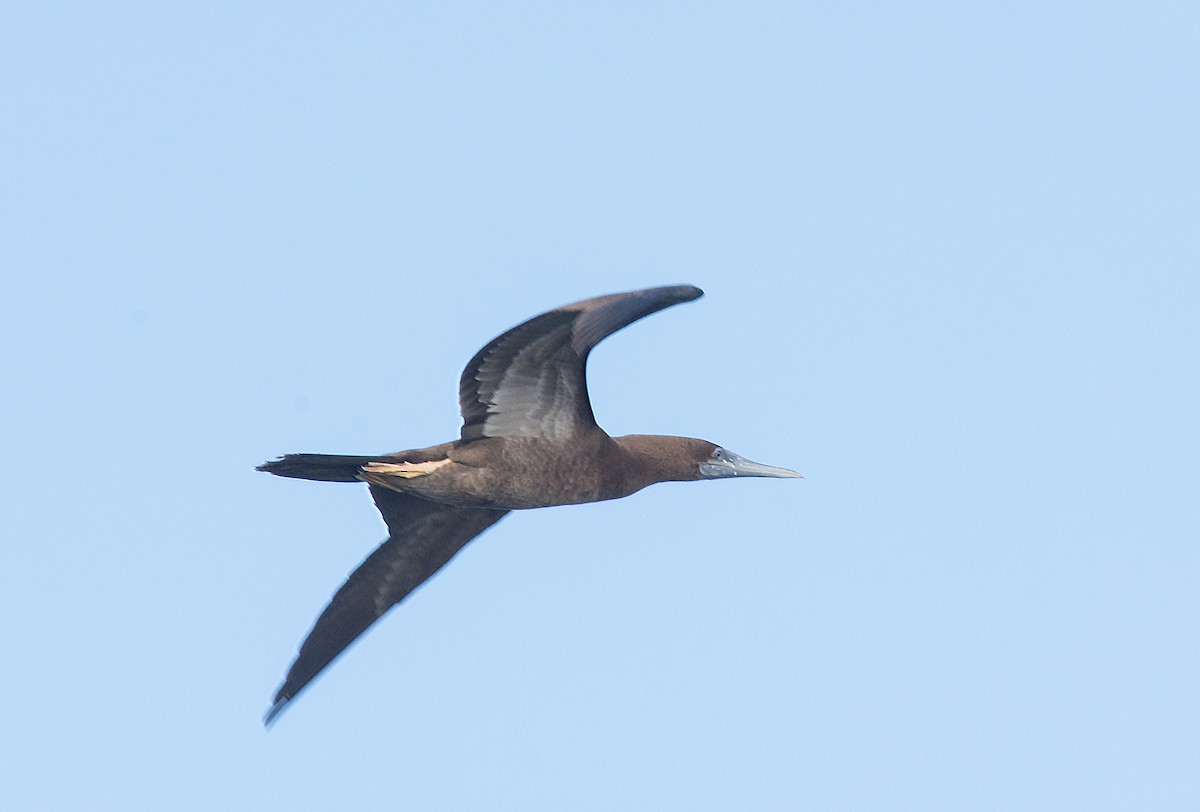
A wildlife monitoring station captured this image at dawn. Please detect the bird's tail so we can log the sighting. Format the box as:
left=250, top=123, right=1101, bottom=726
left=256, top=453, right=381, bottom=482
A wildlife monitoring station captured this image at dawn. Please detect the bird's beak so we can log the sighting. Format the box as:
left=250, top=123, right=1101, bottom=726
left=700, top=450, right=804, bottom=479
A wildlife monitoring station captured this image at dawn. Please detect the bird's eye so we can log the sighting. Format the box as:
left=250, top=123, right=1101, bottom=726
left=712, top=448, right=727, bottom=461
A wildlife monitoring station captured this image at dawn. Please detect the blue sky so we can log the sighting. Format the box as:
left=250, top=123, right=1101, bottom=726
left=1, top=2, right=1196, bottom=809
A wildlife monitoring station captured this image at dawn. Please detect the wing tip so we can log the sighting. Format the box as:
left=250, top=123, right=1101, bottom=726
left=262, top=690, right=292, bottom=728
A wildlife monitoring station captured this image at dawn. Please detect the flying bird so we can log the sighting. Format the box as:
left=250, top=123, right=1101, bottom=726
left=259, top=284, right=801, bottom=724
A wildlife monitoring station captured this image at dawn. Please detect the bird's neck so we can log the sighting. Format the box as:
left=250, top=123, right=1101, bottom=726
left=610, top=434, right=702, bottom=492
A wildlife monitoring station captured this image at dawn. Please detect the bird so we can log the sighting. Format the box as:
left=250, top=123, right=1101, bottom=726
left=258, top=284, right=801, bottom=725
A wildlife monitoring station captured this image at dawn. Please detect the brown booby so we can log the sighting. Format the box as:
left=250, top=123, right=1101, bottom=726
left=259, top=284, right=800, bottom=725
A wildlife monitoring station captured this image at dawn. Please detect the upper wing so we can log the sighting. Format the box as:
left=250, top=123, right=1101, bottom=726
left=264, top=487, right=509, bottom=725
left=458, top=284, right=703, bottom=443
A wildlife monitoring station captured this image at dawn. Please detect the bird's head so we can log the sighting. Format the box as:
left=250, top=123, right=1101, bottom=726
left=615, top=435, right=802, bottom=485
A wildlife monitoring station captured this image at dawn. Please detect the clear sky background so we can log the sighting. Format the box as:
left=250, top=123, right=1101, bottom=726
left=2, top=2, right=1197, bottom=810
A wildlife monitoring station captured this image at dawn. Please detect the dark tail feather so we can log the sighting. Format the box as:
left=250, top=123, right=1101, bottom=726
left=257, top=453, right=381, bottom=482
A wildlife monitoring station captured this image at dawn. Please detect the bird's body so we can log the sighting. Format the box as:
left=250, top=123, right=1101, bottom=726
left=260, top=285, right=800, bottom=724
left=272, top=434, right=718, bottom=509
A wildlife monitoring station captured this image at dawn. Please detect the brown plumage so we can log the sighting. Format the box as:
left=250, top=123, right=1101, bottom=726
left=259, top=284, right=801, bottom=725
